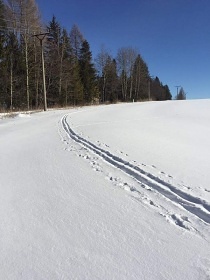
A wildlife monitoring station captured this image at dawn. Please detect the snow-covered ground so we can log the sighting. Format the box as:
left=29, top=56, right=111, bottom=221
left=0, top=100, right=210, bottom=279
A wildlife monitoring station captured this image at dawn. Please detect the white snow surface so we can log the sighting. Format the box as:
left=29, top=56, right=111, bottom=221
left=0, top=100, right=210, bottom=280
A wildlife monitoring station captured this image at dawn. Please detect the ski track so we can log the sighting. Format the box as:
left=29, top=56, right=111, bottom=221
left=61, top=114, right=210, bottom=225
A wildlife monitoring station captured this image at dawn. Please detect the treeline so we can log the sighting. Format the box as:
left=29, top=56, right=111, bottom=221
left=0, top=0, right=172, bottom=111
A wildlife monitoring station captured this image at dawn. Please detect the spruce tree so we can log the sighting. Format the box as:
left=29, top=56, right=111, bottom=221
left=176, top=87, right=186, bottom=100
left=164, top=85, right=172, bottom=100
left=105, top=58, right=119, bottom=102
left=127, top=54, right=150, bottom=101
left=46, top=16, right=62, bottom=105
left=134, top=55, right=149, bottom=100
left=71, top=60, right=84, bottom=105
left=79, top=40, right=98, bottom=104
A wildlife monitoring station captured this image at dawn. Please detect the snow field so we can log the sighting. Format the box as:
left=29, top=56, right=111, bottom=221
left=0, top=100, right=210, bottom=279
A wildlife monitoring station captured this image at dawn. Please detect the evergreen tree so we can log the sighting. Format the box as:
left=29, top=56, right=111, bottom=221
left=58, top=27, right=72, bottom=104
left=96, top=54, right=119, bottom=103
left=70, top=60, right=84, bottom=105
left=150, top=77, right=172, bottom=101
left=132, top=54, right=149, bottom=100
left=163, top=85, right=172, bottom=100
left=151, top=76, right=161, bottom=100
left=0, top=6, right=174, bottom=110
left=46, top=16, right=62, bottom=105
left=176, top=87, right=186, bottom=100
left=79, top=40, right=98, bottom=104
left=105, top=58, right=119, bottom=102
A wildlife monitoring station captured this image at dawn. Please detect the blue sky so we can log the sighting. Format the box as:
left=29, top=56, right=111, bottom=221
left=36, top=0, right=210, bottom=99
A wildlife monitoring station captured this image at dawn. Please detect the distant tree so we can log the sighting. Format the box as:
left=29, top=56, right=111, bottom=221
left=58, top=28, right=72, bottom=103
left=4, top=0, right=42, bottom=110
left=0, top=4, right=174, bottom=110
left=95, top=46, right=112, bottom=102
left=4, top=32, right=25, bottom=110
left=150, top=77, right=171, bottom=101
left=117, top=47, right=138, bottom=101
left=96, top=53, right=119, bottom=103
left=163, top=84, right=172, bottom=100
left=0, top=0, right=5, bottom=47
left=132, top=54, right=149, bottom=100
left=151, top=77, right=163, bottom=100
left=46, top=16, right=62, bottom=105
left=68, top=24, right=85, bottom=105
left=69, top=24, right=84, bottom=60
left=176, top=87, right=186, bottom=100
left=105, top=58, right=119, bottom=102
left=70, top=59, right=84, bottom=105
left=79, top=40, right=99, bottom=104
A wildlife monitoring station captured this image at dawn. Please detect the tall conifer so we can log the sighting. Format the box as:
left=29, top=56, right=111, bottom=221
left=79, top=40, right=98, bottom=104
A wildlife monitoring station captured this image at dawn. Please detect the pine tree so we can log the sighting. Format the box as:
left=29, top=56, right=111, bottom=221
left=79, top=40, right=98, bottom=104
left=176, top=87, right=186, bottom=100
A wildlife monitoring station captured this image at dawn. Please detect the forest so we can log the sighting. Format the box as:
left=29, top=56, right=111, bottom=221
left=0, top=0, right=173, bottom=112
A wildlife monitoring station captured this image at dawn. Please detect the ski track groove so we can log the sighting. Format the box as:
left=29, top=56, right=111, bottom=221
left=61, top=114, right=210, bottom=225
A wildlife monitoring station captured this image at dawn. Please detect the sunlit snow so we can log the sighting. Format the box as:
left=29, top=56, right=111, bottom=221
left=0, top=100, right=210, bottom=279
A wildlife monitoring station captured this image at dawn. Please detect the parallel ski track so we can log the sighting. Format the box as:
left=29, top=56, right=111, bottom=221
left=62, top=114, right=210, bottom=224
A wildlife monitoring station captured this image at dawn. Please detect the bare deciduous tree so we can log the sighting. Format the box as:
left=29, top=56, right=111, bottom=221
left=117, top=47, right=137, bottom=101
left=95, top=45, right=111, bottom=102
left=4, top=0, right=42, bottom=109
left=69, top=24, right=84, bottom=60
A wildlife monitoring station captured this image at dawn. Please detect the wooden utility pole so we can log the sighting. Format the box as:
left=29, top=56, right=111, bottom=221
left=33, top=33, right=49, bottom=111
left=175, top=85, right=181, bottom=99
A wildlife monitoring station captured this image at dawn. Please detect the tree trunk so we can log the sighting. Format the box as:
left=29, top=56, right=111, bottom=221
left=10, top=55, right=13, bottom=111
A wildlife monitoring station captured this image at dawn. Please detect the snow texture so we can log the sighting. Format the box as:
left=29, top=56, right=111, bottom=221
left=0, top=100, right=210, bottom=279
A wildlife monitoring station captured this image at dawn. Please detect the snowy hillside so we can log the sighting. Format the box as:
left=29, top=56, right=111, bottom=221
left=0, top=100, right=210, bottom=279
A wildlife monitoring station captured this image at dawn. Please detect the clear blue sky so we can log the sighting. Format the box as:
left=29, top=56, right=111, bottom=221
left=36, top=0, right=210, bottom=99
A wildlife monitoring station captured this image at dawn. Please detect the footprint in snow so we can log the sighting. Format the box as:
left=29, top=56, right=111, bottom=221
left=161, top=213, right=192, bottom=231
left=83, top=155, right=90, bottom=160
left=92, top=167, right=102, bottom=172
